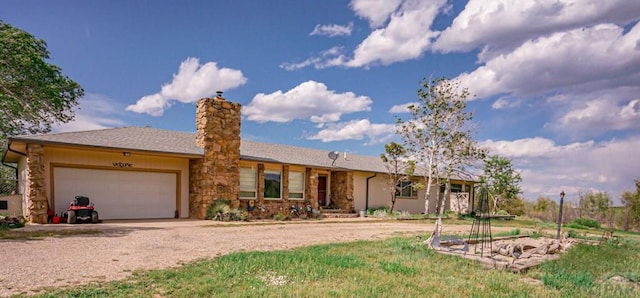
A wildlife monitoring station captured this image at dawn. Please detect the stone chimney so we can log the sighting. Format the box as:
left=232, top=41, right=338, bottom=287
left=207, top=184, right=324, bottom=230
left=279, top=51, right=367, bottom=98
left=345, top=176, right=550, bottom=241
left=190, top=92, right=242, bottom=219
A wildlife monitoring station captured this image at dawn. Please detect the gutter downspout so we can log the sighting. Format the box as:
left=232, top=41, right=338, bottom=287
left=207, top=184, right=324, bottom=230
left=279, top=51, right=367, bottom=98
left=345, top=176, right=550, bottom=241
left=2, top=140, right=26, bottom=182
left=365, top=173, right=377, bottom=211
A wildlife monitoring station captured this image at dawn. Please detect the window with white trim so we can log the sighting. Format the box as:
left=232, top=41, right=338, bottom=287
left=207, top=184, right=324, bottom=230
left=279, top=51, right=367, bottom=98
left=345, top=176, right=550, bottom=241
left=288, top=171, right=304, bottom=199
left=264, top=170, right=281, bottom=199
left=239, top=167, right=256, bottom=199
left=396, top=181, right=417, bottom=197
left=441, top=183, right=464, bottom=193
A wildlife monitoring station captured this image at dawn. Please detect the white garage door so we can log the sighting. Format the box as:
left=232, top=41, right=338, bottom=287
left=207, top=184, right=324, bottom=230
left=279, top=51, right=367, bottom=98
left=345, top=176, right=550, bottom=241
left=53, top=167, right=177, bottom=220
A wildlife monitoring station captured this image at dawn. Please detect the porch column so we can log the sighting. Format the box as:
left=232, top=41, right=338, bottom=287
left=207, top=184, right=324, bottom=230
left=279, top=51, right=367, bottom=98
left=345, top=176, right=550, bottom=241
left=305, top=168, right=318, bottom=209
left=330, top=171, right=354, bottom=212
left=26, top=144, right=48, bottom=223
left=282, top=165, right=289, bottom=201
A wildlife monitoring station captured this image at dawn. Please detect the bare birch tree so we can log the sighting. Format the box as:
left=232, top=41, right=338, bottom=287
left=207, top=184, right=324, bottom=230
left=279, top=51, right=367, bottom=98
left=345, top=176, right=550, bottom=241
left=396, top=77, right=483, bottom=247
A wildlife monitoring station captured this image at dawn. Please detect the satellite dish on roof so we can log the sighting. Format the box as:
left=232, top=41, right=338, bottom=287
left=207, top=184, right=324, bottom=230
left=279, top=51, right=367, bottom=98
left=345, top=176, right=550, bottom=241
left=328, top=151, right=339, bottom=166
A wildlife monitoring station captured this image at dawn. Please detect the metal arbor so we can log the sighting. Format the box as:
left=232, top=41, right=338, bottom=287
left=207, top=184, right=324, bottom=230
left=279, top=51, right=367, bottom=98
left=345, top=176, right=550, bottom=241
left=468, top=187, right=493, bottom=257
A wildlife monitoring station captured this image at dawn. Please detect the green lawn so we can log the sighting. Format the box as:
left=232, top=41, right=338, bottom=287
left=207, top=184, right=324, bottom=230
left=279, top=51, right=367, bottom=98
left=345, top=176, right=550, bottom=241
left=27, top=229, right=640, bottom=297
left=7, top=218, right=640, bottom=297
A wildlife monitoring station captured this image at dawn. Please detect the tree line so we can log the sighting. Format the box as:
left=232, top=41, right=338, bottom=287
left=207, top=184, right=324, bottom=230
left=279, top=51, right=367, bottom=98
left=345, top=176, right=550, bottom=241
left=380, top=76, right=640, bottom=235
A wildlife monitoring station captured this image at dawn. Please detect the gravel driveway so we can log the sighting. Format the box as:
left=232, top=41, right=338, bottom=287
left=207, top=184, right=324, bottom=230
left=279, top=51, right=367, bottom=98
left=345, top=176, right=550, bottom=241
left=1, top=219, right=501, bottom=296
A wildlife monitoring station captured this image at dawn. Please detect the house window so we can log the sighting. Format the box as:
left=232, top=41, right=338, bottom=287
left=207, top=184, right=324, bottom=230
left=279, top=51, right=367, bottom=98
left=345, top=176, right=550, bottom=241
left=289, top=171, right=304, bottom=199
left=264, top=170, right=281, bottom=199
left=396, top=181, right=417, bottom=197
left=239, top=167, right=256, bottom=198
left=440, top=183, right=464, bottom=193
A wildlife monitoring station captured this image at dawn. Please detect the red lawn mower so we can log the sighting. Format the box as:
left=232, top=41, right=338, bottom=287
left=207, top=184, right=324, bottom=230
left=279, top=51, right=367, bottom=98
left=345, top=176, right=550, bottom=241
left=67, top=195, right=99, bottom=224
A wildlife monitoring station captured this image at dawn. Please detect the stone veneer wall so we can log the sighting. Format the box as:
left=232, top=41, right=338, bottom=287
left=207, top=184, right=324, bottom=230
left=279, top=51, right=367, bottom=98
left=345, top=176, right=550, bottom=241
left=190, top=95, right=241, bottom=219
left=282, top=165, right=289, bottom=201
left=26, top=144, right=48, bottom=223
left=237, top=165, right=323, bottom=219
left=330, top=171, right=354, bottom=211
left=305, top=167, right=319, bottom=210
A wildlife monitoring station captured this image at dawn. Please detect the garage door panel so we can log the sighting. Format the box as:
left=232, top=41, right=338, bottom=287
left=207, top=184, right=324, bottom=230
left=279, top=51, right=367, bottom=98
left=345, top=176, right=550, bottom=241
left=54, top=168, right=177, bottom=219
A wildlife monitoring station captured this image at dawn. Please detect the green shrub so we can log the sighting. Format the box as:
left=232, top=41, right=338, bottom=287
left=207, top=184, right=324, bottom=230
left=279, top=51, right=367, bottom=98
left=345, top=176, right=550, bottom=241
left=572, top=218, right=601, bottom=229
left=206, top=199, right=230, bottom=220
left=502, top=197, right=526, bottom=216
left=373, top=209, right=389, bottom=218
left=497, top=209, right=510, bottom=216
left=0, top=215, right=25, bottom=229
left=567, top=230, right=581, bottom=238
left=273, top=209, right=290, bottom=221
left=529, top=230, right=544, bottom=239
left=206, top=199, right=247, bottom=221
left=566, top=223, right=588, bottom=230
left=229, top=209, right=249, bottom=221
left=396, top=211, right=412, bottom=219
left=367, top=207, right=388, bottom=216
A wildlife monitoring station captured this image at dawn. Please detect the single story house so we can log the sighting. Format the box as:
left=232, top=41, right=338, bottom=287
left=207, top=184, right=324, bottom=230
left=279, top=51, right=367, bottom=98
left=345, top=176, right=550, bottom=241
left=1, top=95, right=476, bottom=223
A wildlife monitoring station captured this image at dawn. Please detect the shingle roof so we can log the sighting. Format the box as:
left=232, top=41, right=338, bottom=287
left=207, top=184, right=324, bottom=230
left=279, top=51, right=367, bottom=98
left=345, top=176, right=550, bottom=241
left=241, top=140, right=387, bottom=172
left=9, top=126, right=388, bottom=172
left=10, top=126, right=204, bottom=156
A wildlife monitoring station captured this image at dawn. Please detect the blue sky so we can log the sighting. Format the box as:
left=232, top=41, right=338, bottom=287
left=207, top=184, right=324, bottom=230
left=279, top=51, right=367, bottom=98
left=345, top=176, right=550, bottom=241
left=3, top=0, right=640, bottom=203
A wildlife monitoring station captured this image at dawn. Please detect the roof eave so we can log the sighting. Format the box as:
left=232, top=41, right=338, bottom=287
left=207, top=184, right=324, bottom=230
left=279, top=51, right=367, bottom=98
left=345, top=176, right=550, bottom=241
left=7, top=137, right=203, bottom=159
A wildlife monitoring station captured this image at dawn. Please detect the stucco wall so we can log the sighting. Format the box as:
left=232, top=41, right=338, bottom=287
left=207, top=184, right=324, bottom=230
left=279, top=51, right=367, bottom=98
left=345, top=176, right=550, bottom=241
left=353, top=172, right=443, bottom=214
left=42, top=147, right=191, bottom=218
left=17, top=157, right=28, bottom=217
left=0, top=194, right=22, bottom=217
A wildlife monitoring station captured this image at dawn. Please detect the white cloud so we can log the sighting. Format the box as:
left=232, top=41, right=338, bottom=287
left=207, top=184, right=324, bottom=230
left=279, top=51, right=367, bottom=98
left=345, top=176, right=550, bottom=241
left=433, top=0, right=640, bottom=54
left=481, top=136, right=640, bottom=202
left=549, top=97, right=640, bottom=137
left=126, top=58, right=247, bottom=116
left=349, top=0, right=403, bottom=28
left=242, top=81, right=372, bottom=124
left=455, top=22, right=640, bottom=99
left=388, top=102, right=419, bottom=113
left=310, top=23, right=353, bottom=37
left=491, top=97, right=522, bottom=110
left=337, top=0, right=446, bottom=67
left=307, top=119, right=395, bottom=144
left=283, top=0, right=447, bottom=70
left=481, top=137, right=593, bottom=158
left=52, top=93, right=126, bottom=133
left=280, top=47, right=344, bottom=71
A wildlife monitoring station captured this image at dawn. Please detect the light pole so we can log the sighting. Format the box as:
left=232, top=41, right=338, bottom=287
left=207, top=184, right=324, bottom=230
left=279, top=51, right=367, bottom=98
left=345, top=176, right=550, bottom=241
left=557, top=190, right=565, bottom=239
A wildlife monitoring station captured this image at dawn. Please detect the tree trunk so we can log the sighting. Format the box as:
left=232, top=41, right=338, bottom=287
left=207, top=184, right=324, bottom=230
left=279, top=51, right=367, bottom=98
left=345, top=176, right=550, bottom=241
left=426, top=181, right=450, bottom=248
left=440, top=181, right=450, bottom=216
left=389, top=194, right=396, bottom=213
left=423, top=150, right=435, bottom=214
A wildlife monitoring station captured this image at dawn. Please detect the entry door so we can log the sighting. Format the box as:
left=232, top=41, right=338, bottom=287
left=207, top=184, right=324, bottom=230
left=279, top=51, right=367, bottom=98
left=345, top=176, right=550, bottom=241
left=318, top=176, right=327, bottom=207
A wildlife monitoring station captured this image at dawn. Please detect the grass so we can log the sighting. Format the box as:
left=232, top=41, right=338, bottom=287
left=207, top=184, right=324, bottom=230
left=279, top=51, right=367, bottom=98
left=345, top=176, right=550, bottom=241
left=27, top=232, right=640, bottom=298
left=528, top=239, right=640, bottom=297
left=493, top=228, right=521, bottom=237
left=0, top=227, right=102, bottom=240
left=8, top=218, right=640, bottom=297
left=31, top=236, right=551, bottom=297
